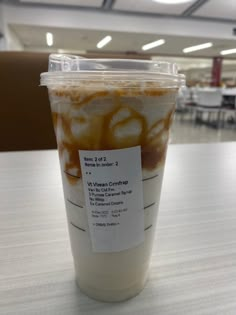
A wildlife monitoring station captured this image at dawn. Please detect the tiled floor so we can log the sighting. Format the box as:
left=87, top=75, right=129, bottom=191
left=170, top=113, right=236, bottom=144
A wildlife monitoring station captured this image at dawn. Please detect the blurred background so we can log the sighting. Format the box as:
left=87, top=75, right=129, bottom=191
left=0, top=0, right=236, bottom=150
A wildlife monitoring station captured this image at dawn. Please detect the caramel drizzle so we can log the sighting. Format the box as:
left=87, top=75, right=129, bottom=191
left=50, top=88, right=175, bottom=184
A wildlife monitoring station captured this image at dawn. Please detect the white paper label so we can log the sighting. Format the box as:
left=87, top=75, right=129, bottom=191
left=79, top=146, right=144, bottom=253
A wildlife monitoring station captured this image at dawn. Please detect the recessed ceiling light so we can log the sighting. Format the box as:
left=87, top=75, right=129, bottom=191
left=183, top=42, right=213, bottom=53
left=46, top=32, right=53, bottom=47
left=153, top=0, right=193, bottom=4
left=220, top=48, right=236, bottom=55
left=96, top=36, right=112, bottom=49
left=142, top=39, right=165, bottom=51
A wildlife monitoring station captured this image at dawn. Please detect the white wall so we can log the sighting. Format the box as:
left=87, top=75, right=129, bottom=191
left=0, top=4, right=3, bottom=33
left=0, top=4, right=6, bottom=50
left=5, top=27, right=24, bottom=51
left=182, top=62, right=236, bottom=82
left=0, top=3, right=23, bottom=51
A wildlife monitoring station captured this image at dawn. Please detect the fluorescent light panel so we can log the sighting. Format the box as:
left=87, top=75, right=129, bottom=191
left=96, top=36, right=112, bottom=49
left=220, top=48, right=236, bottom=55
left=142, top=39, right=165, bottom=51
left=183, top=42, right=213, bottom=53
left=46, top=32, right=53, bottom=47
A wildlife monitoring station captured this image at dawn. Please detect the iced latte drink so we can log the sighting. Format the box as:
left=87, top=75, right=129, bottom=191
left=41, top=55, right=185, bottom=302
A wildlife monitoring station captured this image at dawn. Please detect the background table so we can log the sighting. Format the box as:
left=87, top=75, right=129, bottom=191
left=1, top=143, right=236, bottom=315
left=222, top=88, right=236, bottom=97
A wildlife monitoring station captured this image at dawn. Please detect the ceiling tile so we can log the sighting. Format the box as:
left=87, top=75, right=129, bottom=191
left=113, top=0, right=197, bottom=15
left=193, top=0, right=236, bottom=20
left=19, top=0, right=103, bottom=8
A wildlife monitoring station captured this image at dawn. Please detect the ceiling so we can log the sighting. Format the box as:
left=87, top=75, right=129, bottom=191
left=3, top=0, right=236, bottom=59
left=19, top=0, right=104, bottom=8
left=192, top=0, right=236, bottom=20
left=113, top=0, right=197, bottom=15
left=10, top=24, right=236, bottom=59
left=16, top=0, right=236, bottom=22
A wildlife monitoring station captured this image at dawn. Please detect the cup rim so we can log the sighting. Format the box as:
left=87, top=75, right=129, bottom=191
left=40, top=54, right=185, bottom=88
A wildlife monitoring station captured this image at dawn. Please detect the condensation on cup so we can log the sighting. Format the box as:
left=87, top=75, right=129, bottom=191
left=41, top=54, right=185, bottom=302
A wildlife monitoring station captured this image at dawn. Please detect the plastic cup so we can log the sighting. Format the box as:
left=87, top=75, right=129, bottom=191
left=40, top=54, right=185, bottom=302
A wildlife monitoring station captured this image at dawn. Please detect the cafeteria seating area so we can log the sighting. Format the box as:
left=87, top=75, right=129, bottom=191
left=171, top=86, right=236, bottom=143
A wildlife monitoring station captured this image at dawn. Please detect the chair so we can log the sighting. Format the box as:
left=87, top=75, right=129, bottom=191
left=0, top=52, right=57, bottom=151
left=220, top=88, right=236, bottom=128
left=176, top=87, right=197, bottom=121
left=194, top=88, right=222, bottom=128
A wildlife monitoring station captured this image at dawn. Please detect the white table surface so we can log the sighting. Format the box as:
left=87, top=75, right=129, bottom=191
left=1, top=143, right=236, bottom=315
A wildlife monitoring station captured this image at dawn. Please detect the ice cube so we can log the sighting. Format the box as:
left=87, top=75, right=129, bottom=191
left=119, top=97, right=144, bottom=113
left=139, top=96, right=174, bottom=129
left=112, top=118, right=143, bottom=148
left=83, top=97, right=116, bottom=116
left=147, top=121, right=164, bottom=140
left=71, top=116, right=90, bottom=139
left=110, top=107, right=132, bottom=129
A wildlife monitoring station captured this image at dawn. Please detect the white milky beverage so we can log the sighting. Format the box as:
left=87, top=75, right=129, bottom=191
left=41, top=55, right=185, bottom=302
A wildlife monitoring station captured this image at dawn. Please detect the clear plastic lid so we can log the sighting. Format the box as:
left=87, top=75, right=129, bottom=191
left=40, top=54, right=185, bottom=88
